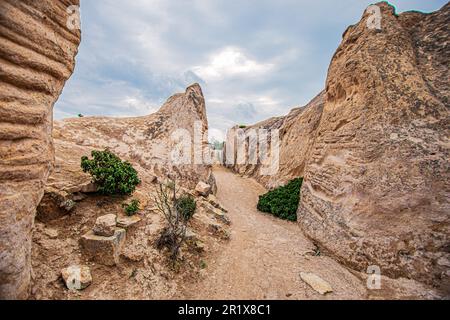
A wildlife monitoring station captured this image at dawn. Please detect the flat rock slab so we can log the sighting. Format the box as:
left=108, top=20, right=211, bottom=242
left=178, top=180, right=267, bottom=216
left=80, top=228, right=126, bottom=266
left=61, top=265, right=92, bottom=291
left=300, top=272, right=333, bottom=295
left=116, top=215, right=141, bottom=229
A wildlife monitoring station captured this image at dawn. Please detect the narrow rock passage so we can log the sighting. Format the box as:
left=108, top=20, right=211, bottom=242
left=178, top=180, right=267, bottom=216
left=188, top=167, right=368, bottom=300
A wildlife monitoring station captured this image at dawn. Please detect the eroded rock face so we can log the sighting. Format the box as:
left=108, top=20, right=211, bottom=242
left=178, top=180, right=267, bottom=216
left=42, top=84, right=215, bottom=199
left=225, top=91, right=325, bottom=189
left=0, top=0, right=81, bottom=299
left=225, top=2, right=449, bottom=286
left=298, top=2, right=449, bottom=286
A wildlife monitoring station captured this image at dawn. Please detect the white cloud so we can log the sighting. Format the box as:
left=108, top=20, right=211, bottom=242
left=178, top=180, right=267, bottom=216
left=192, top=47, right=274, bottom=81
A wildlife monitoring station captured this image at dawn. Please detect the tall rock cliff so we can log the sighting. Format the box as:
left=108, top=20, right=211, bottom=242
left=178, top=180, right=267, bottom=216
left=299, top=2, right=449, bottom=285
left=226, top=2, right=449, bottom=286
left=0, top=0, right=81, bottom=299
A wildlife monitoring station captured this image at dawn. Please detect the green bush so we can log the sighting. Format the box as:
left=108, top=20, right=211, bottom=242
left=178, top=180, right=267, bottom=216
left=175, top=195, right=197, bottom=221
left=81, top=149, right=141, bottom=195
left=257, top=178, right=303, bottom=221
left=122, top=199, right=140, bottom=216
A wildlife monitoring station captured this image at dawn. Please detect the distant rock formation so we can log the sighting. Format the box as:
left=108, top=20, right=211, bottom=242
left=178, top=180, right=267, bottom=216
left=226, top=2, right=449, bottom=287
left=225, top=91, right=325, bottom=189
left=46, top=83, right=215, bottom=197
left=0, top=0, right=81, bottom=299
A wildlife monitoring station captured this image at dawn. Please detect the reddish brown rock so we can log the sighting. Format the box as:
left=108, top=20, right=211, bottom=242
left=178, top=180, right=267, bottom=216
left=0, top=0, right=81, bottom=299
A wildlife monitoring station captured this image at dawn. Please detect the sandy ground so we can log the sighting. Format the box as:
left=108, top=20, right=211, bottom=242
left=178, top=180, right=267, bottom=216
left=186, top=167, right=368, bottom=299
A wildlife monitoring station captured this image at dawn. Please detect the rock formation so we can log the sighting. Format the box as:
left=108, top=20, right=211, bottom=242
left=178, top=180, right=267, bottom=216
left=226, top=2, right=449, bottom=287
left=225, top=91, right=325, bottom=189
left=299, top=2, right=449, bottom=286
left=45, top=83, right=214, bottom=197
left=0, top=0, right=81, bottom=299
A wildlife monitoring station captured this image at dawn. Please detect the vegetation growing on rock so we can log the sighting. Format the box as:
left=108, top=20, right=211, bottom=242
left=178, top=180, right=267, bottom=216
left=123, top=199, right=141, bottom=216
left=81, top=149, right=141, bottom=195
left=257, top=178, right=303, bottom=221
left=175, top=195, right=197, bottom=221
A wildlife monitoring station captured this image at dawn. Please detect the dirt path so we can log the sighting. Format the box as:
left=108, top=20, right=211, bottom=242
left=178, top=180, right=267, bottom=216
left=189, top=167, right=368, bottom=300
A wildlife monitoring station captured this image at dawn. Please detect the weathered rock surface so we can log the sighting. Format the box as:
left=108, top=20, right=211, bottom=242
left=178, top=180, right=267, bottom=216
left=226, top=2, right=449, bottom=287
left=0, top=0, right=81, bottom=299
left=195, top=181, right=212, bottom=196
left=80, top=228, right=126, bottom=266
left=300, top=272, right=333, bottom=295
left=93, top=214, right=117, bottom=237
left=299, top=2, right=449, bottom=286
left=49, top=83, right=215, bottom=193
left=61, top=265, right=92, bottom=291
left=116, top=215, right=141, bottom=229
left=226, top=92, right=325, bottom=189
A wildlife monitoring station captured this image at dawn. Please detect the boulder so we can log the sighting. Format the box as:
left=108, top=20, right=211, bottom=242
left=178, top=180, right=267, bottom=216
left=80, top=228, right=126, bottom=266
left=300, top=272, right=333, bottom=295
left=93, top=214, right=117, bottom=237
left=61, top=265, right=92, bottom=291
left=195, top=182, right=211, bottom=196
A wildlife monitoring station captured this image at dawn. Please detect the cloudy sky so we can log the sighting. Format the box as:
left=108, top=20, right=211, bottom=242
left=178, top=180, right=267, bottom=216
left=56, top=0, right=447, bottom=141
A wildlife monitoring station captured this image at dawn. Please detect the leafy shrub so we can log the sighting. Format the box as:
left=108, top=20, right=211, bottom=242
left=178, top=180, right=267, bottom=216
left=123, top=199, right=140, bottom=216
left=175, top=195, right=197, bottom=221
left=239, top=125, right=247, bottom=129
left=257, top=178, right=303, bottom=221
left=81, top=149, right=141, bottom=195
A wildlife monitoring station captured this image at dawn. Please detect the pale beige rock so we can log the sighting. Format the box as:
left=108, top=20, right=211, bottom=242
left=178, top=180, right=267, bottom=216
left=0, top=0, right=81, bottom=299
left=225, top=2, right=450, bottom=286
left=195, top=182, right=211, bottom=196
left=116, top=215, right=142, bottom=229
left=226, top=92, right=324, bottom=189
left=43, top=228, right=59, bottom=240
left=61, top=265, right=92, bottom=291
left=80, top=228, right=126, bottom=266
left=49, top=83, right=215, bottom=194
left=300, top=272, right=333, bottom=295
left=93, top=214, right=117, bottom=237
left=298, top=2, right=450, bottom=285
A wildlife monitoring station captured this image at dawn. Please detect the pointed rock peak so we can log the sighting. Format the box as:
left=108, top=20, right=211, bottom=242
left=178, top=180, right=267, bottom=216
left=186, top=83, right=203, bottom=97
left=158, top=83, right=207, bottom=123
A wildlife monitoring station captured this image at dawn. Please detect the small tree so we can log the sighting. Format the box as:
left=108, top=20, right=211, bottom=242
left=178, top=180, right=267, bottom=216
left=154, top=178, right=196, bottom=263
